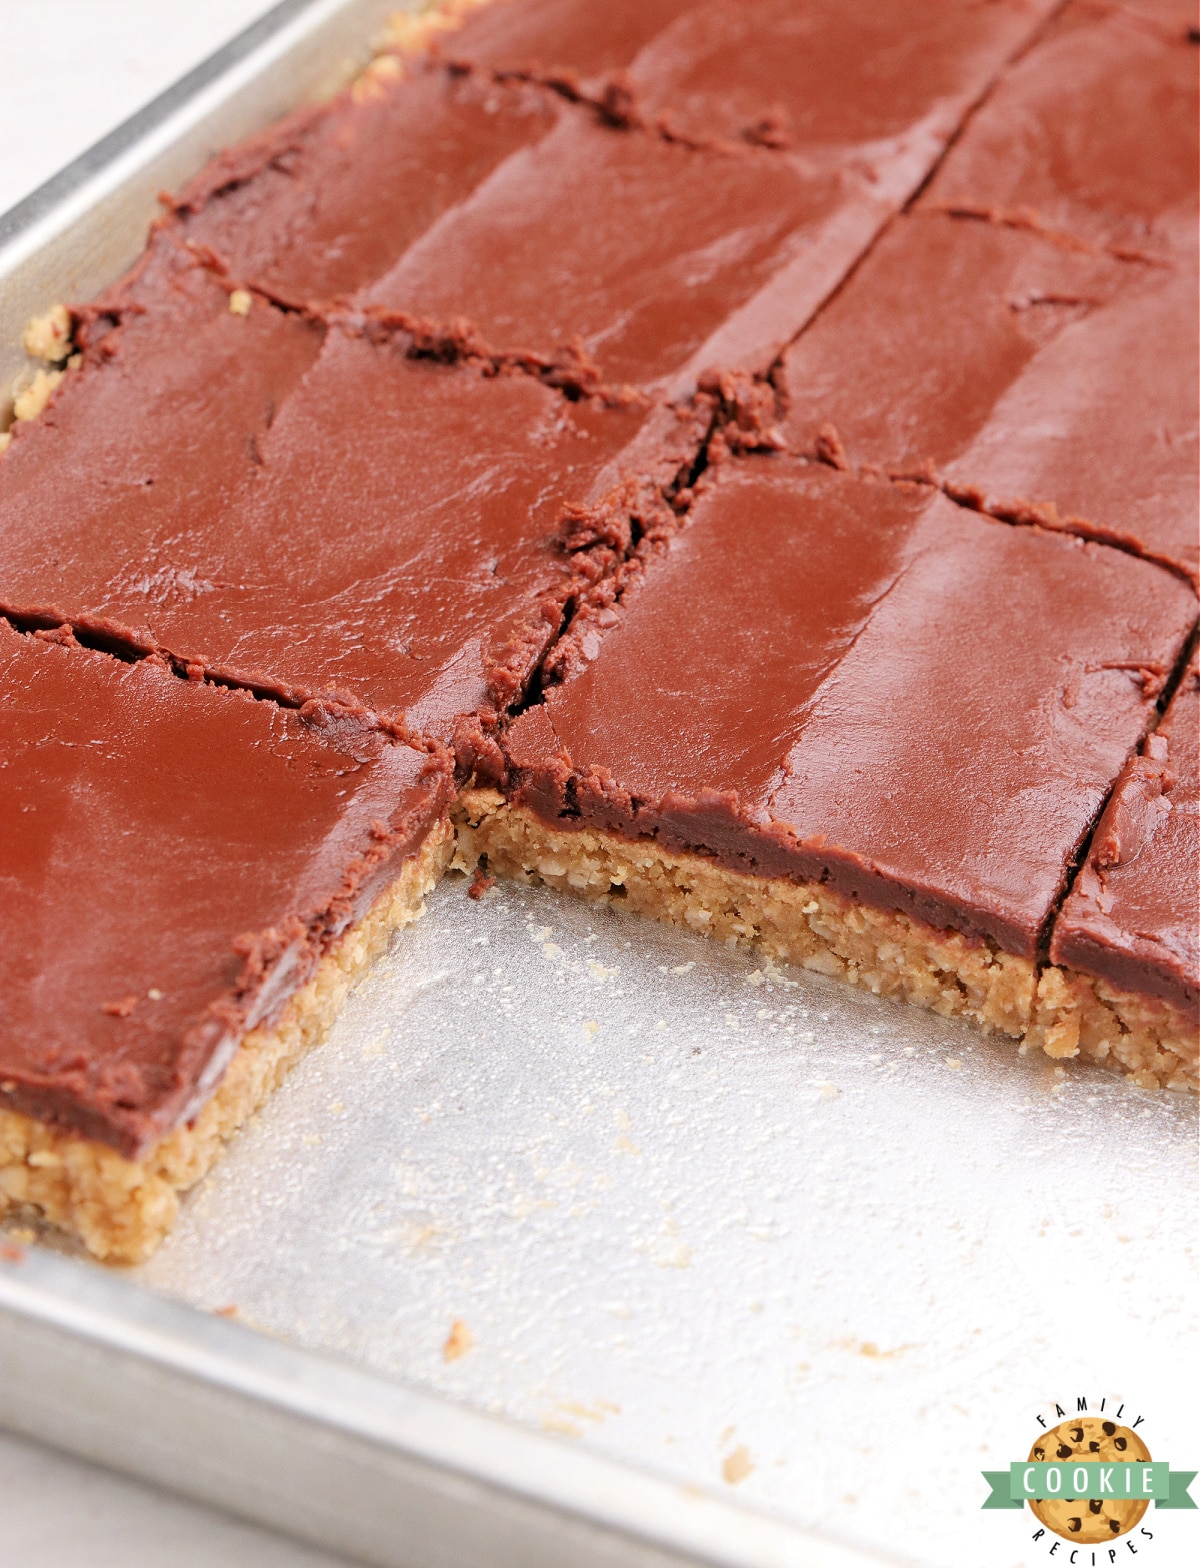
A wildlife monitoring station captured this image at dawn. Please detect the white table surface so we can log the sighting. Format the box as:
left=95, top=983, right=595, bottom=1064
left=0, top=0, right=285, bottom=212
left=0, top=13, right=359, bottom=1561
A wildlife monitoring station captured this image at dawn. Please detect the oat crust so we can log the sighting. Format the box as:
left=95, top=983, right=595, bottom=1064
left=454, top=789, right=1198, bottom=1091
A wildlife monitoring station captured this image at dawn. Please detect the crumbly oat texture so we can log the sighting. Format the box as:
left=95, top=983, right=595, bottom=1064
left=23, top=304, right=73, bottom=365
left=5, top=306, right=75, bottom=442
left=0, top=822, right=453, bottom=1264
left=453, top=791, right=1038, bottom=1037
left=383, top=0, right=493, bottom=57
left=12, top=367, right=64, bottom=423
left=1029, top=965, right=1197, bottom=1093
left=455, top=792, right=1199, bottom=1089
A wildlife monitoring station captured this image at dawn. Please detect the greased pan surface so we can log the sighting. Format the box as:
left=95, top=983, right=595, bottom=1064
left=129, top=879, right=1199, bottom=1567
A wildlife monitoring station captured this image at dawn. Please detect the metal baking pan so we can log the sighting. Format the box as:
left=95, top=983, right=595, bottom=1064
left=1, top=5, right=1196, bottom=1566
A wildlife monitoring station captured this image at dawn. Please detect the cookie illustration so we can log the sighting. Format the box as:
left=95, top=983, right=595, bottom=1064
left=1027, top=1418, right=1151, bottom=1543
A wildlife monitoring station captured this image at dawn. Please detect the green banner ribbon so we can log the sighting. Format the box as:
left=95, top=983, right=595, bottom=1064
left=981, top=1471, right=1023, bottom=1510
left=982, top=1464, right=1196, bottom=1509
left=1011, top=1462, right=1167, bottom=1501
left=1161, top=1469, right=1198, bottom=1509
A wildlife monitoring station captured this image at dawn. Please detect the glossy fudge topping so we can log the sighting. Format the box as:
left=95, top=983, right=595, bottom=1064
left=0, top=320, right=672, bottom=766
left=505, top=460, right=1198, bottom=958
left=361, top=115, right=849, bottom=393
left=920, top=0, right=1199, bottom=260
left=618, top=0, right=1061, bottom=153
left=934, top=244, right=1198, bottom=586
left=441, top=0, right=702, bottom=82
left=365, top=0, right=1061, bottom=394
left=0, top=623, right=452, bottom=1155
left=447, top=0, right=1059, bottom=150
left=1051, top=660, right=1200, bottom=1018
left=0, top=237, right=324, bottom=640
left=780, top=214, right=1200, bottom=583
left=173, top=62, right=560, bottom=310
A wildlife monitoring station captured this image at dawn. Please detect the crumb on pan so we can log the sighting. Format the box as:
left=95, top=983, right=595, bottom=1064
left=12, top=367, right=64, bottom=423
left=352, top=1, right=495, bottom=99
left=442, top=1318, right=474, bottom=1360
left=722, top=1444, right=755, bottom=1485
left=23, top=304, right=73, bottom=365
left=351, top=50, right=406, bottom=102
left=383, top=0, right=493, bottom=58
left=467, top=867, right=495, bottom=899
left=351, top=1, right=495, bottom=101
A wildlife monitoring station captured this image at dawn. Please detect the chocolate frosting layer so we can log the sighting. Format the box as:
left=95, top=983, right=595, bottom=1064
left=936, top=244, right=1199, bottom=586
left=920, top=0, right=1199, bottom=261
left=443, top=0, right=701, bottom=82
left=0, top=295, right=666, bottom=763
left=619, top=0, right=1060, bottom=152
left=0, top=623, right=452, bottom=1155
left=448, top=0, right=1059, bottom=150
left=362, top=117, right=846, bottom=392
left=174, top=63, right=560, bottom=309
left=781, top=214, right=1200, bottom=583
left=171, top=0, right=1063, bottom=351
left=1051, top=660, right=1199, bottom=1018
left=505, top=460, right=1197, bottom=958
left=0, top=239, right=324, bottom=634
left=365, top=1, right=1061, bottom=393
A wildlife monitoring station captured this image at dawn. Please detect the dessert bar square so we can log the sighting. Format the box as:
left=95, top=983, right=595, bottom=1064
left=361, top=115, right=856, bottom=394
left=364, top=0, right=1062, bottom=394
left=1031, top=658, right=1199, bottom=1090
left=919, top=0, right=1197, bottom=264
left=0, top=300, right=684, bottom=767
left=173, top=61, right=561, bottom=310
left=444, top=0, right=1061, bottom=152
left=606, top=0, right=1062, bottom=153
left=0, top=622, right=453, bottom=1261
left=779, top=0, right=1198, bottom=582
left=780, top=212, right=1199, bottom=584
left=459, top=459, right=1197, bottom=1067
left=0, top=236, right=324, bottom=608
